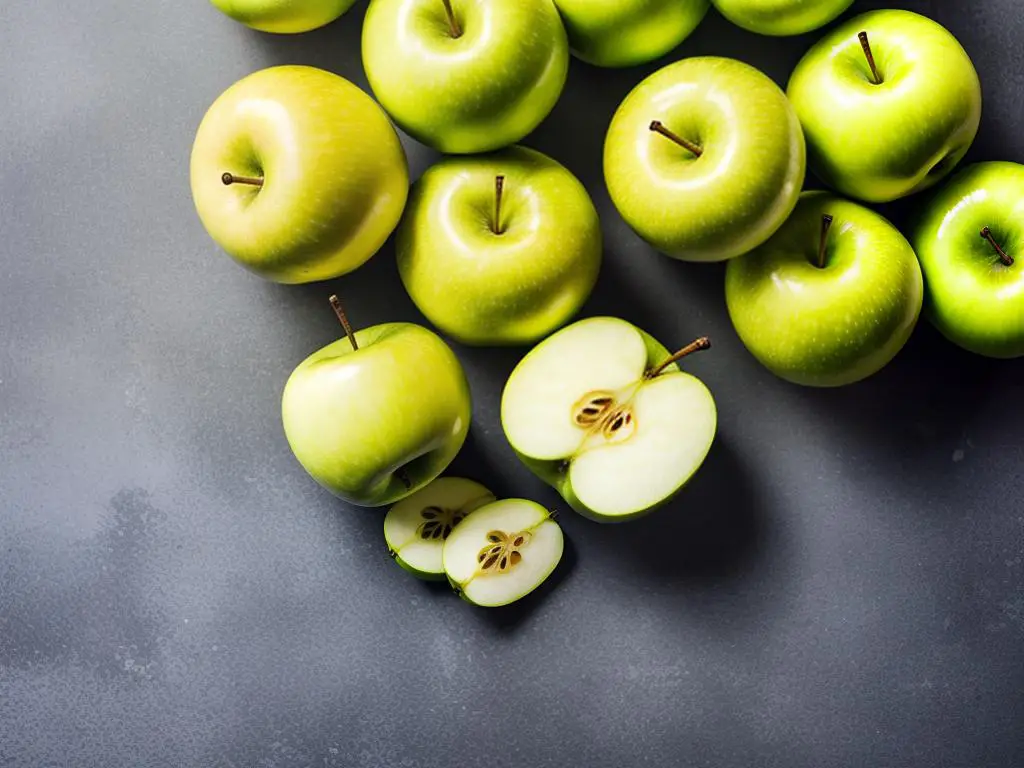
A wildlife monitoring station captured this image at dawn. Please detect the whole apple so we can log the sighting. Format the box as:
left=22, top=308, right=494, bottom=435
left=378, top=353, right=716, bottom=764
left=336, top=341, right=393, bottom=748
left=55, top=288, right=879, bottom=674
left=191, top=66, right=409, bottom=284
left=362, top=0, right=569, bottom=154
left=726, top=191, right=924, bottom=387
left=912, top=162, right=1024, bottom=359
left=208, top=0, right=357, bottom=33
left=711, top=0, right=853, bottom=37
left=397, top=146, right=602, bottom=346
left=553, top=0, right=709, bottom=68
left=604, top=57, right=805, bottom=262
left=788, top=10, right=982, bottom=203
left=282, top=298, right=471, bottom=507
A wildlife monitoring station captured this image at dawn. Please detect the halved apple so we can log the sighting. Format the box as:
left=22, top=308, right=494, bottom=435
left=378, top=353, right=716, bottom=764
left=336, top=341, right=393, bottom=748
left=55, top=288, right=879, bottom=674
left=384, top=477, right=496, bottom=581
left=501, top=317, right=716, bottom=522
left=443, top=499, right=564, bottom=607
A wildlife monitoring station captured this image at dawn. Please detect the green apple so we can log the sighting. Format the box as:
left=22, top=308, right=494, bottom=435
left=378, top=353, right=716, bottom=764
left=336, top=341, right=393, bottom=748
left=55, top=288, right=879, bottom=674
left=397, top=146, right=602, bottom=346
left=443, top=499, right=563, bottom=607
left=787, top=10, right=982, bottom=203
left=912, top=162, right=1024, bottom=359
left=384, top=477, right=496, bottom=580
left=552, top=0, right=709, bottom=68
left=502, top=317, right=716, bottom=522
left=208, top=0, right=358, bottom=33
left=282, top=297, right=471, bottom=507
left=604, top=57, right=805, bottom=262
left=726, top=191, right=923, bottom=387
left=711, top=0, right=853, bottom=36
left=361, top=0, right=569, bottom=154
left=190, top=65, right=409, bottom=284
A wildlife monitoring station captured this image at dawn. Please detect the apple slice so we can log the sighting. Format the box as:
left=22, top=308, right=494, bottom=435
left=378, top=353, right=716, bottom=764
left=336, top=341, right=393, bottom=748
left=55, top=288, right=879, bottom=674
left=383, top=478, right=496, bottom=581
left=443, top=500, right=564, bottom=608
left=501, top=317, right=716, bottom=522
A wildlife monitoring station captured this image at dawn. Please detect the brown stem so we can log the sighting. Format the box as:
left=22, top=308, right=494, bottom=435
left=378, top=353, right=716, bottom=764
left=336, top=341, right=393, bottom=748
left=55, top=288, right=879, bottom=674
left=441, top=0, right=462, bottom=38
left=222, top=172, right=264, bottom=187
left=647, top=337, right=711, bottom=378
left=981, top=227, right=1014, bottom=266
left=649, top=120, right=703, bottom=158
left=818, top=214, right=834, bottom=269
left=329, top=295, right=359, bottom=351
left=493, top=175, right=505, bottom=235
left=858, top=31, right=882, bottom=85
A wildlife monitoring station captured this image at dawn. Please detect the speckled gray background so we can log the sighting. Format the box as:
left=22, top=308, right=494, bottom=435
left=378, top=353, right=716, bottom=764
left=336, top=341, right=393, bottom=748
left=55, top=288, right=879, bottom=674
left=2, top=1, right=1023, bottom=766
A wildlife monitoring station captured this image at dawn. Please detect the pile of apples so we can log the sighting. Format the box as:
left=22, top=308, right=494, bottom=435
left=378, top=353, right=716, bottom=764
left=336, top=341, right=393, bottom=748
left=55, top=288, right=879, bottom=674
left=191, top=0, right=1023, bottom=607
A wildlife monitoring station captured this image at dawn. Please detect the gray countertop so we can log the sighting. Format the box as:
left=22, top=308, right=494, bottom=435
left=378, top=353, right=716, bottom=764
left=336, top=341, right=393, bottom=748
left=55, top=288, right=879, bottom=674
left=2, top=1, right=1023, bottom=766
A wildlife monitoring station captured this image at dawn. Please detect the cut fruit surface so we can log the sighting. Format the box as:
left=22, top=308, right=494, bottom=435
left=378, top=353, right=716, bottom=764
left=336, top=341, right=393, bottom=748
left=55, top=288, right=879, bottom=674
left=384, top=477, right=495, bottom=580
left=443, top=499, right=563, bottom=607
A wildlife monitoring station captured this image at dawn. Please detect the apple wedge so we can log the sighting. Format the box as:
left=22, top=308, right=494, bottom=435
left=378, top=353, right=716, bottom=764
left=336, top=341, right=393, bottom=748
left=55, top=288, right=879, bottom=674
left=501, top=317, right=716, bottom=522
left=443, top=499, right=564, bottom=608
left=384, top=478, right=496, bottom=581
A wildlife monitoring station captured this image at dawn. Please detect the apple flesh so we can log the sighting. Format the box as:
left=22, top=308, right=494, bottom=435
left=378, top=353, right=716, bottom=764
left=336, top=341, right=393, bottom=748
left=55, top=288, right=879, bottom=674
left=384, top=477, right=496, bottom=580
left=912, top=162, right=1024, bottom=359
left=553, top=0, right=709, bottom=68
left=787, top=10, right=982, bottom=203
left=190, top=66, right=409, bottom=283
left=604, top=57, right=805, bottom=262
left=726, top=191, right=924, bottom=387
left=711, top=0, right=853, bottom=36
left=397, top=146, right=602, bottom=346
left=443, top=499, right=564, bottom=607
left=208, top=0, right=358, bottom=33
left=502, top=317, right=717, bottom=522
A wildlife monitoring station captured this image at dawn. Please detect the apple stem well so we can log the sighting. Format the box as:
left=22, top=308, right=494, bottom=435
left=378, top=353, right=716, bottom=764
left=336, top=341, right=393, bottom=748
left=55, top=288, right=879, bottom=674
left=649, top=121, right=702, bottom=158
left=981, top=227, right=1015, bottom=267
left=440, top=0, right=462, bottom=38
left=858, top=32, right=882, bottom=85
left=493, top=175, right=506, bottom=235
left=817, top=214, right=834, bottom=269
left=646, top=337, right=711, bottom=379
left=328, top=294, right=359, bottom=351
left=221, top=172, right=264, bottom=188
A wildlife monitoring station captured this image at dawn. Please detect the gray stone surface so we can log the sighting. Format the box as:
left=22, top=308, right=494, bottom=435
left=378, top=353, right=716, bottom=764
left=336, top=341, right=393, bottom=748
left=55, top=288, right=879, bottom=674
left=2, top=1, right=1023, bottom=765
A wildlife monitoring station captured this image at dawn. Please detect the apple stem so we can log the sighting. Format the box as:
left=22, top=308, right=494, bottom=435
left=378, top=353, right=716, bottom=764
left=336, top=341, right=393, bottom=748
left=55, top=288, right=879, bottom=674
left=329, top=294, right=358, bottom=351
left=647, top=337, right=711, bottom=378
left=981, top=227, right=1014, bottom=266
left=817, top=214, right=834, bottom=269
left=649, top=120, right=702, bottom=158
left=221, top=172, right=264, bottom=188
left=493, top=175, right=505, bottom=235
left=440, top=0, right=462, bottom=38
left=858, top=31, right=882, bottom=85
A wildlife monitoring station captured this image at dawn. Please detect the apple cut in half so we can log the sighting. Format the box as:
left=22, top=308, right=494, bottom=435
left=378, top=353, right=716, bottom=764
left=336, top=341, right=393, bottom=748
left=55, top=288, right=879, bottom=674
left=443, top=499, right=563, bottom=608
left=384, top=478, right=496, bottom=581
left=501, top=317, right=716, bottom=522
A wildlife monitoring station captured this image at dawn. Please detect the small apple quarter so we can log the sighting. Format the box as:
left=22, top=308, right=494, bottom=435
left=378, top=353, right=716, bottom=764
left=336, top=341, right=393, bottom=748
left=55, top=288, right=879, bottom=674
left=443, top=499, right=564, bottom=607
left=207, top=0, right=359, bottom=33
left=384, top=477, right=496, bottom=580
left=501, top=317, right=717, bottom=522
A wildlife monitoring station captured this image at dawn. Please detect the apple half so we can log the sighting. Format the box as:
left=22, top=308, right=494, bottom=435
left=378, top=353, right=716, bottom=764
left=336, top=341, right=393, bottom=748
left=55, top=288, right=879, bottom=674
left=501, top=317, right=717, bottom=522
left=384, top=477, right=496, bottom=580
left=443, top=499, right=563, bottom=607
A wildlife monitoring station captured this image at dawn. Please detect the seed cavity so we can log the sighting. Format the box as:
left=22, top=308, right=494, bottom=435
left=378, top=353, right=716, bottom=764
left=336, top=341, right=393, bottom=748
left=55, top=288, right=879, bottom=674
left=476, top=530, right=531, bottom=576
left=417, top=505, right=466, bottom=541
left=601, top=408, right=636, bottom=443
left=572, top=391, right=616, bottom=427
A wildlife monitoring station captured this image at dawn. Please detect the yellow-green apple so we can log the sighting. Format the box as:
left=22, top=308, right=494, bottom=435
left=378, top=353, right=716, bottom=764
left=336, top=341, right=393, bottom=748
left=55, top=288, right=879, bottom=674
left=604, top=57, right=805, bottom=262
left=726, top=191, right=924, bottom=386
left=208, top=0, right=358, bottom=33
left=191, top=66, right=409, bottom=284
left=787, top=10, right=982, bottom=203
left=711, top=0, right=853, bottom=36
left=361, top=0, right=569, bottom=154
left=397, top=146, right=602, bottom=346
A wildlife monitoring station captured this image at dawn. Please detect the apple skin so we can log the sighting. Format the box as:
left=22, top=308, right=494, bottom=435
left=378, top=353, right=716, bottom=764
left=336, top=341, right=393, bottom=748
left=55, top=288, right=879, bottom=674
left=787, top=9, right=982, bottom=203
left=912, top=162, right=1024, bottom=359
left=190, top=66, right=409, bottom=284
left=397, top=146, right=602, bottom=346
left=208, top=0, right=358, bottom=33
left=553, top=0, right=709, bottom=68
left=281, top=323, right=471, bottom=507
left=711, top=0, right=853, bottom=36
left=361, top=0, right=569, bottom=154
left=726, top=191, right=924, bottom=387
left=604, top=57, right=805, bottom=262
